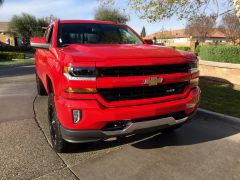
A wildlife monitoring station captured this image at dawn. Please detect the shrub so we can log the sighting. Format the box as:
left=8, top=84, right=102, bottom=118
left=176, top=46, right=191, bottom=51
left=170, top=46, right=191, bottom=51
left=195, top=45, right=201, bottom=54
left=199, top=45, right=240, bottom=64
left=0, top=52, right=25, bottom=61
left=0, top=45, right=33, bottom=52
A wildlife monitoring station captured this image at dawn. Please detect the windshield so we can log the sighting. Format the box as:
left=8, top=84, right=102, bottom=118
left=57, top=23, right=143, bottom=46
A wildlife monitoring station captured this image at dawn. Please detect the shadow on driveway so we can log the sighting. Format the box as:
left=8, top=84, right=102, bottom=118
left=62, top=113, right=239, bottom=153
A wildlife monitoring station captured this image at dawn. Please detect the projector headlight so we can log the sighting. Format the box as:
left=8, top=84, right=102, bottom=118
left=63, top=66, right=96, bottom=80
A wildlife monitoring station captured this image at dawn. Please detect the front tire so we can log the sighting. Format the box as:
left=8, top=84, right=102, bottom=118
left=36, top=73, right=47, bottom=95
left=48, top=93, right=67, bottom=153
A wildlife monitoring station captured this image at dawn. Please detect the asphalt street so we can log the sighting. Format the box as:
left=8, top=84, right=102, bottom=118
left=1, top=65, right=240, bottom=180
left=0, top=65, right=35, bottom=78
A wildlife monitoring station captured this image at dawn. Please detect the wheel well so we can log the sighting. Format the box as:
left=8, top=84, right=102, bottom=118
left=46, top=76, right=54, bottom=94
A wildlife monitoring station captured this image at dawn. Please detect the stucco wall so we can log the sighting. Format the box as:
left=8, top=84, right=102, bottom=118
left=199, top=60, right=240, bottom=86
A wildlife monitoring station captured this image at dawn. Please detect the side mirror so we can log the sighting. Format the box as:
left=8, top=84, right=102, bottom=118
left=30, top=37, right=50, bottom=49
left=144, top=39, right=153, bottom=45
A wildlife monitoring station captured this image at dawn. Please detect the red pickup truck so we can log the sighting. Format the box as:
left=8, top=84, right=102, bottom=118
left=31, top=20, right=200, bottom=152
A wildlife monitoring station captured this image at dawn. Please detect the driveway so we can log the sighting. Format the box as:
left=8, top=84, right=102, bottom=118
left=1, top=66, right=240, bottom=180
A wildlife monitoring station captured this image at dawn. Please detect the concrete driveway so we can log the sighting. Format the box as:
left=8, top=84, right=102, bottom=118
left=1, top=65, right=240, bottom=180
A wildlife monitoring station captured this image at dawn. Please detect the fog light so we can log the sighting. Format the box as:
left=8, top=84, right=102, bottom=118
left=72, top=110, right=82, bottom=124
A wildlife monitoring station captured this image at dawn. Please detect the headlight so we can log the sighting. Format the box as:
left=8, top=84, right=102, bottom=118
left=63, top=66, right=96, bottom=80
left=188, top=61, right=199, bottom=73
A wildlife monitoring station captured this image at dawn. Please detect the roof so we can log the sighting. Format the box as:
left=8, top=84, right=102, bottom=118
left=59, top=20, right=122, bottom=25
left=145, top=28, right=226, bottom=39
left=0, top=22, right=9, bottom=32
left=145, top=29, right=187, bottom=39
left=208, top=29, right=226, bottom=38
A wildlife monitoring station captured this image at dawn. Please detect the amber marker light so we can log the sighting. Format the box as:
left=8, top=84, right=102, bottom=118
left=65, top=87, right=97, bottom=94
left=63, top=66, right=70, bottom=73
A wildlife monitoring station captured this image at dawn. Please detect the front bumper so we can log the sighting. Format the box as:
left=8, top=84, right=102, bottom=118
left=60, top=113, right=195, bottom=143
left=55, top=87, right=200, bottom=131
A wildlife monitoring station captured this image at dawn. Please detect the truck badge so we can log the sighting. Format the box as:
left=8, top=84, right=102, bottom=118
left=143, top=77, right=164, bottom=86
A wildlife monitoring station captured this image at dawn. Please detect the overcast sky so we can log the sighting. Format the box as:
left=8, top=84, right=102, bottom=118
left=0, top=0, right=229, bottom=35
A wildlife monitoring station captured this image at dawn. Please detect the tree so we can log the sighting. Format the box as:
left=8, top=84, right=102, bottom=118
left=99, top=0, right=235, bottom=22
left=140, top=26, right=146, bottom=37
left=185, top=14, right=216, bottom=43
left=219, top=12, right=240, bottom=44
left=44, top=14, right=59, bottom=24
left=8, top=13, right=49, bottom=45
left=0, top=0, right=3, bottom=6
left=233, top=0, right=240, bottom=18
left=94, top=6, right=129, bottom=24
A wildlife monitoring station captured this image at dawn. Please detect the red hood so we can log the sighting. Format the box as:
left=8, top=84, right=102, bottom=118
left=57, top=44, right=194, bottom=62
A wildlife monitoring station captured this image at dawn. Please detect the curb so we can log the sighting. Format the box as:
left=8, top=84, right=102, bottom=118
left=199, top=59, right=240, bottom=69
left=197, top=108, right=240, bottom=125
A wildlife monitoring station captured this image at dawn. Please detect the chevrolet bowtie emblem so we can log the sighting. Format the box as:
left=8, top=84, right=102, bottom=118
left=143, top=77, right=164, bottom=86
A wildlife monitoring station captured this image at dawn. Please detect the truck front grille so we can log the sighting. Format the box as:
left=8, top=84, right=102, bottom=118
left=98, top=82, right=188, bottom=102
left=97, top=64, right=189, bottom=77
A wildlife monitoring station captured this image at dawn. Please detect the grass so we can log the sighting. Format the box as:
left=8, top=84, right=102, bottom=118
left=199, top=78, right=240, bottom=118
left=0, top=59, right=35, bottom=66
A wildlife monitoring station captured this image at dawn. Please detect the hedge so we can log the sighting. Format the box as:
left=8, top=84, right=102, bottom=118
left=0, top=46, right=33, bottom=52
left=0, top=52, right=25, bottom=61
left=195, top=45, right=201, bottom=54
left=199, top=45, right=240, bottom=64
left=170, top=46, right=191, bottom=51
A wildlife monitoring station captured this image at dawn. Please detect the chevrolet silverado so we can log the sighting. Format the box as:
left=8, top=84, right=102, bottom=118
left=31, top=20, right=200, bottom=152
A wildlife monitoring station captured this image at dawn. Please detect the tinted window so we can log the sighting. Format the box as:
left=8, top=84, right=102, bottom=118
left=57, top=23, right=143, bottom=46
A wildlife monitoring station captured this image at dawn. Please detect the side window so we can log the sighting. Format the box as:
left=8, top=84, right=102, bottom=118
left=46, top=25, right=54, bottom=44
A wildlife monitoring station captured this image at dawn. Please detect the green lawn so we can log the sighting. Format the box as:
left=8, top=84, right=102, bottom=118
left=199, top=78, right=240, bottom=118
left=0, top=59, right=35, bottom=66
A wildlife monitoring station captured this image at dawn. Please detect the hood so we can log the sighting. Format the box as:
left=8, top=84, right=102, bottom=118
left=58, top=44, right=189, bottom=62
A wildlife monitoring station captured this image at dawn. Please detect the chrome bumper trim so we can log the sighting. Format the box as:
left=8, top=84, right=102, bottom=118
left=103, top=116, right=188, bottom=136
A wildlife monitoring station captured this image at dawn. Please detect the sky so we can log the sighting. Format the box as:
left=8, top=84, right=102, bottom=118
left=0, top=0, right=230, bottom=35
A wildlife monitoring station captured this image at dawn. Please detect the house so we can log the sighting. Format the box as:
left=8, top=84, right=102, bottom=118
left=144, top=28, right=227, bottom=47
left=0, top=22, right=19, bottom=46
